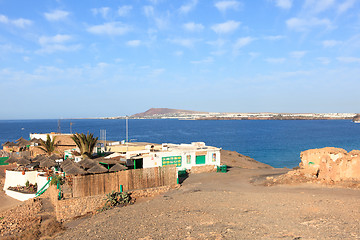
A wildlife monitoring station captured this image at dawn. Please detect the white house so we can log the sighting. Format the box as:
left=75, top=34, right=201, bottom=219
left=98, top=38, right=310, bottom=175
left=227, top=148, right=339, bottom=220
left=126, top=142, right=221, bottom=170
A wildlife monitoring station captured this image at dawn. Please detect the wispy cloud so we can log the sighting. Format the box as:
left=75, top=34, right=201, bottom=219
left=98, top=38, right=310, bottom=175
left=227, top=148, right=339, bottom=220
left=317, top=57, right=330, bottom=65
left=87, top=22, right=131, bottom=35
left=234, top=37, right=255, bottom=49
left=272, top=0, right=293, bottom=9
left=337, top=57, right=360, bottom=63
left=37, top=34, right=80, bottom=54
left=337, top=0, right=356, bottom=14
left=190, top=57, right=214, bottom=64
left=290, top=51, right=306, bottom=59
left=264, top=35, right=285, bottom=41
left=91, top=7, right=110, bottom=19
left=215, top=1, right=242, bottom=13
left=179, top=0, right=198, bottom=14
left=303, top=0, right=335, bottom=14
left=39, top=34, right=72, bottom=45
left=0, top=14, right=32, bottom=28
left=286, top=17, right=332, bottom=31
left=322, top=40, right=341, bottom=47
left=118, top=5, right=133, bottom=17
left=44, top=10, right=69, bottom=21
left=183, top=22, right=204, bottom=32
left=169, top=38, right=200, bottom=48
left=212, top=20, right=241, bottom=34
left=174, top=51, right=183, bottom=56
left=143, top=6, right=170, bottom=30
left=265, top=58, right=286, bottom=64
left=127, top=40, right=141, bottom=47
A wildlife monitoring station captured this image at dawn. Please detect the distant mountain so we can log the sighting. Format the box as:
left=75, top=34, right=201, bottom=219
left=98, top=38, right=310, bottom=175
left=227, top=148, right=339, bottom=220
left=131, top=108, right=206, bottom=118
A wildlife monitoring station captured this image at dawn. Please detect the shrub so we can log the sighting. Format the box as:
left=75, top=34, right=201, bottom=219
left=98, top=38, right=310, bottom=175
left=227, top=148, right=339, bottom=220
left=98, top=191, right=131, bottom=212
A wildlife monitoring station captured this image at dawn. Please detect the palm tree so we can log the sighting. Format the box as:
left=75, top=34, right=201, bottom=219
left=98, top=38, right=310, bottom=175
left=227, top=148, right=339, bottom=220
left=38, top=134, right=58, bottom=155
left=71, top=132, right=98, bottom=158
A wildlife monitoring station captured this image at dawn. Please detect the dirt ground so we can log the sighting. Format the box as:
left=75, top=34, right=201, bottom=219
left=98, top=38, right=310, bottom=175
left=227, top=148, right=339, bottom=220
left=55, top=167, right=360, bottom=240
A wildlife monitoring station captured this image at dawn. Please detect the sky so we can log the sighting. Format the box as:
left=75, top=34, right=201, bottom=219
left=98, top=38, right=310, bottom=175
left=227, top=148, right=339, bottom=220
left=1, top=0, right=360, bottom=119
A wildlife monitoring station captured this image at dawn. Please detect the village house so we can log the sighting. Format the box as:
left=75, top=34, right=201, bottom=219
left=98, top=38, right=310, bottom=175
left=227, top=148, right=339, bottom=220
left=125, top=142, right=221, bottom=170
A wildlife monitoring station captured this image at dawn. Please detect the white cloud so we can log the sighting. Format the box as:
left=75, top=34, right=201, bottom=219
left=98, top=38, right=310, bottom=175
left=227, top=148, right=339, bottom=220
left=39, top=34, right=72, bottom=45
left=264, top=35, right=285, bottom=41
left=290, top=51, right=306, bottom=59
left=317, top=57, right=330, bottom=65
left=91, top=7, right=110, bottom=19
left=179, top=0, right=198, bottom=14
left=190, top=57, right=214, bottom=64
left=44, top=10, right=69, bottom=21
left=337, top=0, right=356, bottom=14
left=286, top=17, right=332, bottom=31
left=87, top=22, right=131, bottom=35
left=183, top=22, right=204, bottom=32
left=127, top=40, right=141, bottom=47
left=212, top=20, right=241, bottom=34
left=337, top=57, right=360, bottom=63
left=234, top=37, right=255, bottom=49
left=207, top=39, right=226, bottom=47
left=215, top=1, right=242, bottom=13
left=249, top=52, right=260, bottom=59
left=174, top=51, right=183, bottom=56
left=151, top=68, right=165, bottom=76
left=37, top=34, right=80, bottom=54
left=322, top=40, right=341, bottom=47
left=36, top=44, right=82, bottom=54
left=304, top=0, right=335, bottom=14
left=273, top=0, right=292, bottom=9
left=169, top=38, right=200, bottom=48
left=265, top=58, right=286, bottom=63
left=118, top=5, right=133, bottom=16
left=0, top=14, right=32, bottom=28
left=0, top=15, right=8, bottom=23
left=143, top=6, right=155, bottom=17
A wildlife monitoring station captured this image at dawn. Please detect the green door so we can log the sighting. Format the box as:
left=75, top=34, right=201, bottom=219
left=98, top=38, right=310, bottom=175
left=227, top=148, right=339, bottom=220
left=195, top=155, right=206, bottom=165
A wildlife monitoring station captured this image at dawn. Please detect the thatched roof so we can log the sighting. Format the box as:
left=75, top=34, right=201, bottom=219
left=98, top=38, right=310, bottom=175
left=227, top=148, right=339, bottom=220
left=31, top=138, right=42, bottom=144
left=109, top=163, right=127, bottom=172
left=16, top=137, right=32, bottom=146
left=2, top=141, right=16, bottom=147
left=87, top=163, right=108, bottom=174
left=40, top=159, right=56, bottom=168
left=32, top=155, right=48, bottom=163
left=49, top=154, right=62, bottom=161
left=60, top=160, right=87, bottom=175
left=5, top=156, right=18, bottom=164
left=16, top=158, right=31, bottom=165
left=94, top=157, right=118, bottom=165
left=77, top=158, right=96, bottom=169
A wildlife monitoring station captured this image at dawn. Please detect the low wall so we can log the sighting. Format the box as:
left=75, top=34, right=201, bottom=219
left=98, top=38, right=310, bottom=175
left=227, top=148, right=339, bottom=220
left=51, top=185, right=175, bottom=222
left=190, top=165, right=217, bottom=174
left=5, top=189, right=36, bottom=202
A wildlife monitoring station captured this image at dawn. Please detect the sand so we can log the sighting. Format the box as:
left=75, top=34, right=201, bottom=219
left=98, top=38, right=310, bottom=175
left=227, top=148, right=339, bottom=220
left=55, top=167, right=360, bottom=239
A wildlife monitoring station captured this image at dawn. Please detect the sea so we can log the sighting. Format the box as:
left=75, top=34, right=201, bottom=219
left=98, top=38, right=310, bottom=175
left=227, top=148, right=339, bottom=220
left=1, top=119, right=360, bottom=168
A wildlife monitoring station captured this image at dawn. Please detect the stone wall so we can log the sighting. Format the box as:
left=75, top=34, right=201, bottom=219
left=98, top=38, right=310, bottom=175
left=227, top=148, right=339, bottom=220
left=49, top=185, right=176, bottom=222
left=292, top=147, right=360, bottom=182
left=190, top=165, right=217, bottom=174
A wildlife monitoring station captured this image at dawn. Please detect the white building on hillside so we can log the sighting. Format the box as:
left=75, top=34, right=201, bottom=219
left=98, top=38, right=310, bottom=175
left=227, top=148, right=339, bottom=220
left=126, top=142, right=221, bottom=170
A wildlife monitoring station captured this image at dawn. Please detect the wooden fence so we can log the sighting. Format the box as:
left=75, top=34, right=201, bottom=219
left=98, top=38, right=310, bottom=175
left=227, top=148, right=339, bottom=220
left=71, top=165, right=177, bottom=198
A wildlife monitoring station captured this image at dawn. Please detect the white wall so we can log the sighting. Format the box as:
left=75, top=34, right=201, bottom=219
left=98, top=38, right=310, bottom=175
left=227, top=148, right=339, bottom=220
left=5, top=190, right=36, bottom=202
left=142, top=149, right=221, bottom=170
left=3, top=170, right=38, bottom=190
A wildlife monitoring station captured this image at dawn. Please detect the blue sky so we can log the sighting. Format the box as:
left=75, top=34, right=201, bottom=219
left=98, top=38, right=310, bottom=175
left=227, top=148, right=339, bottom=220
left=1, top=0, right=360, bottom=119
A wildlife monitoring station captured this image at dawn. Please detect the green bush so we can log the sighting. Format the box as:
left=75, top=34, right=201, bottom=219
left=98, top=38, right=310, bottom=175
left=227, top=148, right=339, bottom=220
left=50, top=175, right=64, bottom=186
left=98, top=191, right=131, bottom=212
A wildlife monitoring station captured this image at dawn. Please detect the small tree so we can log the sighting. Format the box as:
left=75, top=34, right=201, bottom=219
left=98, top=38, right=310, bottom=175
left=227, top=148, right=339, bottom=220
left=38, top=134, right=58, bottom=155
left=71, top=132, right=98, bottom=158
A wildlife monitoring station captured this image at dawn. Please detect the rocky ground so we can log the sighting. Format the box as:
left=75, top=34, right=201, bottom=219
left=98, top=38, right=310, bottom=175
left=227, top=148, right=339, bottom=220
left=55, top=167, right=360, bottom=240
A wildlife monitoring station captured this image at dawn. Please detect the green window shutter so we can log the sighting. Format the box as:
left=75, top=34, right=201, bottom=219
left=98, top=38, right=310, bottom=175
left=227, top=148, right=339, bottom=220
left=195, top=155, right=206, bottom=165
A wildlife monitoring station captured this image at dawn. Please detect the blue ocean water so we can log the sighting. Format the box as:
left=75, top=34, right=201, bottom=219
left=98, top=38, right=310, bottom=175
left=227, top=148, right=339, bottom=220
left=1, top=119, right=360, bottom=168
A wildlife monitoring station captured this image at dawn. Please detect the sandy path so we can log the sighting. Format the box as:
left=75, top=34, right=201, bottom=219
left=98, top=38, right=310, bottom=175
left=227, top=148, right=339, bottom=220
left=56, top=168, right=360, bottom=240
